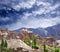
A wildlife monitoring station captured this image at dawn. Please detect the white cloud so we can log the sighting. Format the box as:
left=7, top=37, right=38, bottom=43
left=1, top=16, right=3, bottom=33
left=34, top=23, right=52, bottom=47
left=32, top=2, right=60, bottom=15
left=7, top=16, right=60, bottom=30
left=5, top=1, right=60, bottom=30
left=0, top=0, right=36, bottom=11
left=0, top=17, right=10, bottom=21
left=25, top=17, right=60, bottom=28
left=32, top=8, right=46, bottom=16
left=0, top=0, right=60, bottom=30
left=36, top=1, right=51, bottom=6
left=44, top=3, right=60, bottom=14
left=13, top=0, right=36, bottom=11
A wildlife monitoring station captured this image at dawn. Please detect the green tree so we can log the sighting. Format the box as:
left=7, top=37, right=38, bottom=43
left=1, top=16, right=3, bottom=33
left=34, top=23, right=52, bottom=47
left=54, top=48, right=59, bottom=52
left=0, top=39, right=14, bottom=52
left=24, top=36, right=31, bottom=46
left=0, top=39, right=8, bottom=52
left=32, top=35, right=36, bottom=46
left=1, top=39, right=5, bottom=48
left=7, top=47, right=13, bottom=52
left=4, top=40, right=8, bottom=48
left=53, top=42, right=59, bottom=52
left=32, top=35, right=39, bottom=49
left=43, top=41, right=48, bottom=52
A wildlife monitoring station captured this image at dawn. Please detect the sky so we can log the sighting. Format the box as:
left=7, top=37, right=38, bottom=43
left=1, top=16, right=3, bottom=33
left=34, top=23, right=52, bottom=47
left=0, top=0, right=60, bottom=30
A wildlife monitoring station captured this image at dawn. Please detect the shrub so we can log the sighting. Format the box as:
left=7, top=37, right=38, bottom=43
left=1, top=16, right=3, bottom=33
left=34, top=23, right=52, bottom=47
left=0, top=39, right=8, bottom=52
left=43, top=41, right=48, bottom=52
left=1, top=39, right=5, bottom=48
left=4, top=40, right=8, bottom=48
left=24, top=36, right=31, bottom=46
left=7, top=47, right=13, bottom=52
left=32, top=35, right=39, bottom=49
left=54, top=48, right=59, bottom=52
left=32, top=45, right=39, bottom=49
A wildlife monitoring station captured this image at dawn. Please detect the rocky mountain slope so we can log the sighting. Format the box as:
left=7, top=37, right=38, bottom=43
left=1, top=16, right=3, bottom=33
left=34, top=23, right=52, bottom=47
left=0, top=28, right=60, bottom=51
left=16, top=24, right=60, bottom=40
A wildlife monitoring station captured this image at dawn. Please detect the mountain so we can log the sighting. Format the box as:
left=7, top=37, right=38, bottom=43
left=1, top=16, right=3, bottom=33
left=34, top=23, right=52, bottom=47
left=45, top=24, right=60, bottom=40
left=16, top=27, right=48, bottom=37
left=1, top=4, right=59, bottom=39
left=16, top=24, right=60, bottom=40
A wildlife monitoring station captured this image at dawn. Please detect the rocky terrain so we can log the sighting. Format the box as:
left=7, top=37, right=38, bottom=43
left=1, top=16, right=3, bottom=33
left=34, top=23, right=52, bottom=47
left=0, top=28, right=60, bottom=52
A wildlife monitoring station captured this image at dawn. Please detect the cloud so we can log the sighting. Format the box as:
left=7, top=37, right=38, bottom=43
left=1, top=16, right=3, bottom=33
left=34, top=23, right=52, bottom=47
left=12, top=0, right=36, bottom=11
left=0, top=0, right=60, bottom=30
left=0, top=0, right=36, bottom=11
left=7, top=16, right=60, bottom=30
left=32, top=2, right=60, bottom=16
left=0, top=17, right=10, bottom=21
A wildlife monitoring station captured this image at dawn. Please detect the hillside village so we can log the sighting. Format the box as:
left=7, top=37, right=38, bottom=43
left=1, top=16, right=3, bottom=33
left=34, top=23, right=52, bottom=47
left=0, top=28, right=60, bottom=52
